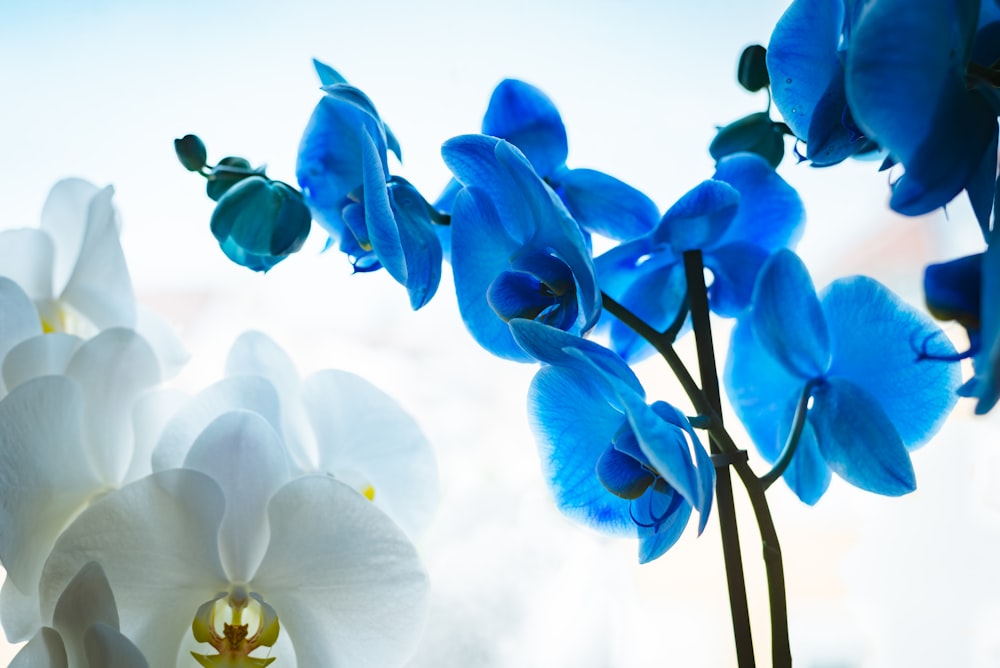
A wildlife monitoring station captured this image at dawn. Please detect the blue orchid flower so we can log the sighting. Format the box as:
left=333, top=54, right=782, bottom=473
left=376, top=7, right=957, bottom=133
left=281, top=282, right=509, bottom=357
left=596, top=153, right=804, bottom=362
left=924, top=233, right=1000, bottom=414
left=845, top=0, right=999, bottom=229
left=437, top=79, right=659, bottom=242
left=726, top=250, right=961, bottom=504
left=441, top=134, right=601, bottom=361
left=209, top=176, right=312, bottom=272
left=296, top=61, right=441, bottom=308
left=510, top=319, right=714, bottom=563
left=767, top=0, right=878, bottom=166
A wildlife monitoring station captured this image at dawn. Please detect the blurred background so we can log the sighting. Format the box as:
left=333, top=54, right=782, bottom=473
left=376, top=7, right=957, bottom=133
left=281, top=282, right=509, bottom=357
left=2, top=0, right=999, bottom=665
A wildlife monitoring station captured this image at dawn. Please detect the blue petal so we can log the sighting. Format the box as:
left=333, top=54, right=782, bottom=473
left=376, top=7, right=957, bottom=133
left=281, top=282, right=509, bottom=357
left=637, top=490, right=692, bottom=563
left=442, top=135, right=535, bottom=241
left=704, top=242, right=769, bottom=317
left=724, top=316, right=804, bottom=463
left=312, top=58, right=347, bottom=86
left=527, top=366, right=635, bottom=536
left=508, top=319, right=645, bottom=396
left=924, top=253, right=982, bottom=331
left=766, top=0, right=846, bottom=140
left=965, top=126, right=999, bottom=238
left=777, top=393, right=831, bottom=504
left=711, top=154, right=805, bottom=251
left=650, top=401, right=714, bottom=530
left=606, top=260, right=688, bottom=363
left=887, top=84, right=998, bottom=217
left=450, top=187, right=529, bottom=361
left=846, top=0, right=953, bottom=162
left=655, top=180, right=740, bottom=252
left=548, top=167, right=659, bottom=241
left=595, top=444, right=654, bottom=500
left=360, top=128, right=403, bottom=279
left=806, top=72, right=868, bottom=166
left=751, top=250, right=831, bottom=378
left=809, top=378, right=916, bottom=496
left=387, top=180, right=443, bottom=310
left=821, top=276, right=961, bottom=447
left=481, top=79, right=568, bottom=177
left=297, top=96, right=381, bottom=234
left=967, top=227, right=1000, bottom=412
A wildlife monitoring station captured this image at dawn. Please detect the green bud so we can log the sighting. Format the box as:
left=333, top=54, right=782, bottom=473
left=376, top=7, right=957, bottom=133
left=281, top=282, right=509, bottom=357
left=206, top=157, right=262, bottom=202
left=709, top=112, right=785, bottom=168
left=174, top=134, right=208, bottom=172
left=737, top=44, right=769, bottom=93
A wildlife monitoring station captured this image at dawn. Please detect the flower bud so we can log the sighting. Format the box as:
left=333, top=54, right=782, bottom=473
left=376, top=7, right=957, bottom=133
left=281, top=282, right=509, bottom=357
left=174, top=134, right=208, bottom=172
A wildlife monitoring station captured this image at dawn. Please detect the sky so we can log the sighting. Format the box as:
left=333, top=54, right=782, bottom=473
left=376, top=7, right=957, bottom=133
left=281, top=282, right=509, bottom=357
left=2, top=1, right=999, bottom=666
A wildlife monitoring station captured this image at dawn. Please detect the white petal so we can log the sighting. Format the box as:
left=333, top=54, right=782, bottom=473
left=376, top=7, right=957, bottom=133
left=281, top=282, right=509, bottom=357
left=225, top=331, right=300, bottom=395
left=39, top=179, right=101, bottom=295
left=183, top=411, right=291, bottom=583
left=59, top=186, right=135, bottom=330
left=40, top=470, right=228, bottom=668
left=3, top=334, right=83, bottom=394
left=302, top=370, right=439, bottom=538
left=85, top=622, right=149, bottom=668
left=134, top=305, right=190, bottom=380
left=10, top=626, right=67, bottom=668
left=0, top=277, right=43, bottom=383
left=254, top=476, right=429, bottom=667
left=0, top=228, right=54, bottom=300
left=152, top=376, right=282, bottom=472
left=65, top=329, right=160, bottom=485
left=0, top=377, right=103, bottom=593
left=1, top=574, right=43, bottom=642
left=128, top=388, right=189, bottom=484
left=52, top=562, right=118, bottom=668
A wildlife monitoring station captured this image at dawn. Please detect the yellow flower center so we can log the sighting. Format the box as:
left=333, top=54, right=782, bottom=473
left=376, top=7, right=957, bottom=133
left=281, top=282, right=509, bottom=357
left=35, top=298, right=98, bottom=338
left=191, top=587, right=280, bottom=667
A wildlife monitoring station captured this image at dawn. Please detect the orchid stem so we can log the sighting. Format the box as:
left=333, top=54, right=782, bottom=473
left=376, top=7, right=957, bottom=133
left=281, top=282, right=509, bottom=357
left=681, top=250, right=755, bottom=667
left=760, top=380, right=817, bottom=490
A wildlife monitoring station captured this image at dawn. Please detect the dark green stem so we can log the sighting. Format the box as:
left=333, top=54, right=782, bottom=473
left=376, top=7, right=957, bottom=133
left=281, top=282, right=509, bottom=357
left=760, top=380, right=818, bottom=490
left=682, top=250, right=755, bottom=667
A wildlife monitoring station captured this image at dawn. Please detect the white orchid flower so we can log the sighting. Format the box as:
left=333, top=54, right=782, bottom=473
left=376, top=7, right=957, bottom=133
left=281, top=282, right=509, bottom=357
left=0, top=328, right=161, bottom=640
left=0, top=178, right=187, bottom=390
left=150, top=331, right=439, bottom=539
left=39, top=411, right=429, bottom=668
left=12, top=562, right=148, bottom=668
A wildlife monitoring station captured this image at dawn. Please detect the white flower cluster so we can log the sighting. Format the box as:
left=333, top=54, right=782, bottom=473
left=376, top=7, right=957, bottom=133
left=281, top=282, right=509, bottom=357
left=0, top=181, right=437, bottom=667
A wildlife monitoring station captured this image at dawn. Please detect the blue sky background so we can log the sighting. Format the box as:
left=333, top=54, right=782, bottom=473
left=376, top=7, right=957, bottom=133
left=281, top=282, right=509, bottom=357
left=2, top=2, right=999, bottom=666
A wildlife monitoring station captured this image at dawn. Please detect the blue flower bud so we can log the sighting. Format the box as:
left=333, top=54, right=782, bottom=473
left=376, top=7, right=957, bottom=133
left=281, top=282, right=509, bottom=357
left=174, top=134, right=208, bottom=172
left=209, top=176, right=312, bottom=272
left=207, top=157, right=264, bottom=202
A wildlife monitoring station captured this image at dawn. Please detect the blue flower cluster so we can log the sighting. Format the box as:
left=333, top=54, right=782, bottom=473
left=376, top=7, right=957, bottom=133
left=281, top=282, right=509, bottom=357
left=176, top=45, right=977, bottom=560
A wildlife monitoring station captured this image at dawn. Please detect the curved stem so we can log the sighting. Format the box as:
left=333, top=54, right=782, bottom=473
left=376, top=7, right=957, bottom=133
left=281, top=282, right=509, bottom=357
left=760, top=379, right=818, bottom=490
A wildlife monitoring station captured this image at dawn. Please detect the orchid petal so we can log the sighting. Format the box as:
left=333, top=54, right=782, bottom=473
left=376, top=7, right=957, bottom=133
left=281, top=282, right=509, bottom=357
left=134, top=305, right=189, bottom=379
left=0, top=377, right=102, bottom=594
left=40, top=470, right=228, bottom=667
left=60, top=186, right=135, bottom=329
left=777, top=394, right=830, bottom=505
left=450, top=186, right=529, bottom=361
left=527, top=366, right=635, bottom=536
left=301, top=370, right=439, bottom=540
left=821, top=276, right=960, bottom=448
left=767, top=0, right=846, bottom=140
left=3, top=333, right=82, bottom=394
left=549, top=167, right=659, bottom=241
left=809, top=378, right=916, bottom=496
left=152, top=376, right=282, bottom=472
left=751, top=250, right=831, bottom=378
left=184, top=412, right=291, bottom=583
left=637, top=491, right=693, bottom=563
left=0, top=228, right=55, bottom=300
left=53, top=562, right=119, bottom=668
left=253, top=475, right=429, bottom=667
left=704, top=242, right=769, bottom=317
left=386, top=179, right=442, bottom=310
left=657, top=180, right=740, bottom=252
left=0, top=278, right=42, bottom=375
left=65, top=328, right=160, bottom=485
left=84, top=623, right=149, bottom=668
left=481, top=79, right=568, bottom=176
left=10, top=627, right=67, bottom=668
left=39, top=178, right=101, bottom=294
left=712, top=153, right=805, bottom=250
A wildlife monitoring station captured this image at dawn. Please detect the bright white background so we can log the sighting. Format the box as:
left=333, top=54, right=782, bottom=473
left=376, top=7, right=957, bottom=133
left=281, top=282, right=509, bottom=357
left=2, top=1, right=1000, bottom=666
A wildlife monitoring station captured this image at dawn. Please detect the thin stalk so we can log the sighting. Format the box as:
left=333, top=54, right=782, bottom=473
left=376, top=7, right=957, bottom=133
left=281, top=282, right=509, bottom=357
left=760, top=380, right=817, bottom=490
left=682, top=251, right=754, bottom=667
